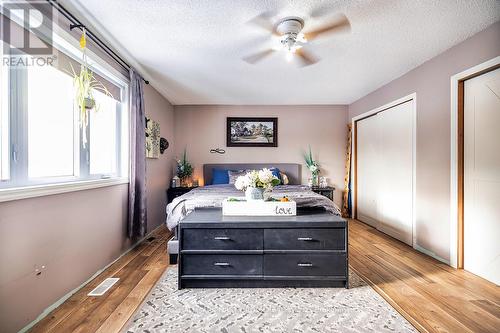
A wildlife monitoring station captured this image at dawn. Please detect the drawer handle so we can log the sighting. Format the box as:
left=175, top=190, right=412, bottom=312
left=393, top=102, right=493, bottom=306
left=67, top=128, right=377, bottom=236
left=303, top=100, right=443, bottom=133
left=297, top=263, right=313, bottom=267
left=297, top=237, right=314, bottom=241
left=214, top=236, right=231, bottom=240
left=213, top=262, right=230, bottom=267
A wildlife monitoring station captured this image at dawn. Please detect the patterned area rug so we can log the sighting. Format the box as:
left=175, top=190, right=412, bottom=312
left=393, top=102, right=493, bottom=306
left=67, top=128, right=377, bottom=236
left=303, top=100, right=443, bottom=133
left=126, top=269, right=416, bottom=333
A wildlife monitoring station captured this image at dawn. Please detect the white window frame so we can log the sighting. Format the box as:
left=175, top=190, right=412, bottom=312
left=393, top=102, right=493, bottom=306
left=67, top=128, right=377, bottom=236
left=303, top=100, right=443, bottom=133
left=0, top=11, right=130, bottom=202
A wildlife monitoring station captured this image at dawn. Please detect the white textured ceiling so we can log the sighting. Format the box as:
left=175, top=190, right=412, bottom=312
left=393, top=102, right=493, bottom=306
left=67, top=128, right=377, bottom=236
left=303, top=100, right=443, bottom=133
left=71, top=0, right=499, bottom=105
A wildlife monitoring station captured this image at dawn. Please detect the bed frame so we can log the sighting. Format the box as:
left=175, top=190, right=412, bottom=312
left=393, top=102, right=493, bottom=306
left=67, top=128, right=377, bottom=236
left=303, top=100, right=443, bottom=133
left=203, top=163, right=302, bottom=185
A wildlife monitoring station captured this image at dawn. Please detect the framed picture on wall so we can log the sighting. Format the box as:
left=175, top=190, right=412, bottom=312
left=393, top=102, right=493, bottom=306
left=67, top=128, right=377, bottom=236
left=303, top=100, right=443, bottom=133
left=226, top=117, right=278, bottom=147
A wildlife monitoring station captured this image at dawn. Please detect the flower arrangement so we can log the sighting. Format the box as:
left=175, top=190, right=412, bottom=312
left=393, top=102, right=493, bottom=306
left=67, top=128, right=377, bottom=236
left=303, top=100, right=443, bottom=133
left=235, top=168, right=280, bottom=200
left=176, top=149, right=193, bottom=185
left=304, top=146, right=320, bottom=186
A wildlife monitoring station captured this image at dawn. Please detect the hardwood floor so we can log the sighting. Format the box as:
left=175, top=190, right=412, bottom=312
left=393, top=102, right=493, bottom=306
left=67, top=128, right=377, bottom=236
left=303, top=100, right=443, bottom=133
left=30, top=226, right=172, bottom=333
left=30, top=220, right=499, bottom=333
left=349, top=219, right=500, bottom=333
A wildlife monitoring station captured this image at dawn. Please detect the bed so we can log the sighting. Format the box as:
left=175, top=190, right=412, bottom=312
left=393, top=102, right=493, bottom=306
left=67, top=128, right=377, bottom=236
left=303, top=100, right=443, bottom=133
left=165, top=163, right=341, bottom=263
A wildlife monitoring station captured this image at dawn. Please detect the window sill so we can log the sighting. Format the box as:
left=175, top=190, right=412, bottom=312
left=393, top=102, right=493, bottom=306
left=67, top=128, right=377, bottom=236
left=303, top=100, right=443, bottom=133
left=0, top=178, right=129, bottom=203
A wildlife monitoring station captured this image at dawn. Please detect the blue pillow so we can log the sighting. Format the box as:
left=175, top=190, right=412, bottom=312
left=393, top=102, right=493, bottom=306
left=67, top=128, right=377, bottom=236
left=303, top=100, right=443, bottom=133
left=212, top=169, right=229, bottom=185
left=270, top=167, right=282, bottom=184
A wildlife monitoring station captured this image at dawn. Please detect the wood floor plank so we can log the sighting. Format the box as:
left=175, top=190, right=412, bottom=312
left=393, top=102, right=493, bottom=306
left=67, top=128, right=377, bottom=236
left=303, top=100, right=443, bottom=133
left=30, top=226, right=171, bottom=333
left=94, top=268, right=166, bottom=333
left=349, top=219, right=500, bottom=333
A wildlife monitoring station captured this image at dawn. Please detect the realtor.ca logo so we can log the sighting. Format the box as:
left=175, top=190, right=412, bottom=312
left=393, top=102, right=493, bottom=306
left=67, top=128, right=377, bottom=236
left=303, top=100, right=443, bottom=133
left=1, top=0, right=56, bottom=66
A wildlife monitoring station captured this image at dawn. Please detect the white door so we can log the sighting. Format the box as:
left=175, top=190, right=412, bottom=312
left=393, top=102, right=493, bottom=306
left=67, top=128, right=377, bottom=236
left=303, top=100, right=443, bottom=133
left=464, top=68, right=500, bottom=285
left=357, top=115, right=379, bottom=228
left=356, top=100, right=414, bottom=246
left=376, top=101, right=413, bottom=246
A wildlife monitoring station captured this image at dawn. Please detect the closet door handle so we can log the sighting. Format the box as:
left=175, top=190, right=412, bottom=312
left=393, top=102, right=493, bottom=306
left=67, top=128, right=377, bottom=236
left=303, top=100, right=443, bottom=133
left=213, top=262, right=230, bottom=267
left=214, top=236, right=231, bottom=240
left=297, top=237, right=313, bottom=241
left=297, top=263, right=313, bottom=267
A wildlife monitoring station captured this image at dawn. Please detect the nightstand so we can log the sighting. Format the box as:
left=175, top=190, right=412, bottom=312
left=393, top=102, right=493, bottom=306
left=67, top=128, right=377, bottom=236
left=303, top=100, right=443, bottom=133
left=167, top=186, right=198, bottom=204
left=311, top=186, right=335, bottom=201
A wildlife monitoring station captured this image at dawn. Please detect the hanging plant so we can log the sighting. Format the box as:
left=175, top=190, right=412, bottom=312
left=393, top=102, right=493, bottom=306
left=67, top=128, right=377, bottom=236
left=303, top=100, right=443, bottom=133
left=71, top=28, right=113, bottom=146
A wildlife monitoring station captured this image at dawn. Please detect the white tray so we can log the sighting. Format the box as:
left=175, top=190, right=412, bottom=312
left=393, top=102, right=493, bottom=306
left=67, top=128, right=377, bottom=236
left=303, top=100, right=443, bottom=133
left=222, top=198, right=296, bottom=216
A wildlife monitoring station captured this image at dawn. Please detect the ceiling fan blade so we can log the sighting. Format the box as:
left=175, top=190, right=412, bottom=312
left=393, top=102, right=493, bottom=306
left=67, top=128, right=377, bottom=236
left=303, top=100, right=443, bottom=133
left=247, top=10, right=279, bottom=35
left=295, top=48, right=319, bottom=67
left=303, top=13, right=351, bottom=41
left=243, top=49, right=275, bottom=64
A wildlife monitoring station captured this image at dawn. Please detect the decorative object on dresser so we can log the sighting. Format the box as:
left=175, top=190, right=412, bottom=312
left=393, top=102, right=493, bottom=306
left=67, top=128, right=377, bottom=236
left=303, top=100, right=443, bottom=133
left=311, top=186, right=335, bottom=201
left=167, top=186, right=198, bottom=204
left=234, top=168, right=281, bottom=200
left=227, top=117, right=278, bottom=147
left=178, top=208, right=348, bottom=289
left=304, top=146, right=320, bottom=187
left=176, top=149, right=193, bottom=186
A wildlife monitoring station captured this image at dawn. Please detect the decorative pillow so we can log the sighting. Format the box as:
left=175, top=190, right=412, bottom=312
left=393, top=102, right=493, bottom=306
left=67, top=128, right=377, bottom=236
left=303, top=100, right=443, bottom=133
left=281, top=173, right=289, bottom=185
left=211, top=169, right=229, bottom=185
left=228, top=170, right=246, bottom=184
left=269, top=167, right=282, bottom=183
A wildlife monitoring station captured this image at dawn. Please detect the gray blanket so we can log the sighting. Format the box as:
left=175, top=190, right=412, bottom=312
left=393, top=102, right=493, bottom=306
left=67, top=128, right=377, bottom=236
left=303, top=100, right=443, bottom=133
left=166, top=184, right=341, bottom=230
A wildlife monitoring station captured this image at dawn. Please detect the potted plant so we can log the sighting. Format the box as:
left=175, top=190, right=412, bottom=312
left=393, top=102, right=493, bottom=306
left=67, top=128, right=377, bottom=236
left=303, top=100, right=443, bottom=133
left=234, top=168, right=280, bottom=201
left=304, top=146, right=320, bottom=187
left=71, top=28, right=112, bottom=146
left=176, top=149, right=193, bottom=186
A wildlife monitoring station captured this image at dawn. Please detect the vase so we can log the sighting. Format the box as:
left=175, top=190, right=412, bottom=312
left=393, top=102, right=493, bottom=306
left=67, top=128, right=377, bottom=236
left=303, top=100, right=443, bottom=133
left=311, top=173, right=319, bottom=187
left=245, top=187, right=264, bottom=201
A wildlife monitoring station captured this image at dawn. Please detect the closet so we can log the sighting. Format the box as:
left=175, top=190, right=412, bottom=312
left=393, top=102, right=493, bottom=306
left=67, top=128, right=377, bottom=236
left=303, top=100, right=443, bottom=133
left=356, top=100, right=414, bottom=246
left=463, top=67, right=500, bottom=284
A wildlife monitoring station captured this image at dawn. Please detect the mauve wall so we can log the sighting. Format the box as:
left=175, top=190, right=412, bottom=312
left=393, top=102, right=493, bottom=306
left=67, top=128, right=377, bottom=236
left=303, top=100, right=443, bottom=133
left=348, top=22, right=500, bottom=262
left=173, top=105, right=348, bottom=207
left=0, top=84, right=174, bottom=333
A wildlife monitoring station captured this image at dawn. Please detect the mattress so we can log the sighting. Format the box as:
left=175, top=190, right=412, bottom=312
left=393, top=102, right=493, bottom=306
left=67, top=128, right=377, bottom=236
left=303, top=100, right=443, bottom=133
left=165, top=184, right=340, bottom=230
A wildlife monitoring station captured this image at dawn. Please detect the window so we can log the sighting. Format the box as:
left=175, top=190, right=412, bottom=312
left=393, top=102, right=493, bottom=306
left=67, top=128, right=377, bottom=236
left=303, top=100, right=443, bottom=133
left=0, top=43, right=9, bottom=181
left=0, top=34, right=129, bottom=194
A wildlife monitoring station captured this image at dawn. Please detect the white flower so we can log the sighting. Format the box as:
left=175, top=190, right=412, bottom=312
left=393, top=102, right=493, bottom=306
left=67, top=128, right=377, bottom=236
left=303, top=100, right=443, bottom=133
left=258, top=168, right=274, bottom=184
left=234, top=176, right=248, bottom=190
left=309, top=165, right=318, bottom=173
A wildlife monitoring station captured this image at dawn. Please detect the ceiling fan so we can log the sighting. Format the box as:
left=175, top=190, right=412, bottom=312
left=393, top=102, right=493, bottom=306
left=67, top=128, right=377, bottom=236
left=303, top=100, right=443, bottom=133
left=243, top=11, right=351, bottom=67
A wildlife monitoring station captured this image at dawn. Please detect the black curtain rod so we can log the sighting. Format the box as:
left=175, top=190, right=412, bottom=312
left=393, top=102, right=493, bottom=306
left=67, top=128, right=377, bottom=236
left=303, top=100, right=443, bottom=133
left=46, top=0, right=149, bottom=84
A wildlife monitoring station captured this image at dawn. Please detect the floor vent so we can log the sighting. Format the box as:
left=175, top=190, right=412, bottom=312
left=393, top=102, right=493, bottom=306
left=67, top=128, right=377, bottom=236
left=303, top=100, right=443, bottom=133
left=88, top=278, right=119, bottom=296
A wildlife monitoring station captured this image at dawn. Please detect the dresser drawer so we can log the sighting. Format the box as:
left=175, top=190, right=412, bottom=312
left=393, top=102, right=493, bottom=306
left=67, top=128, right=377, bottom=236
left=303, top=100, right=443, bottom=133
left=264, top=254, right=346, bottom=277
left=182, top=254, right=262, bottom=275
left=264, top=228, right=345, bottom=251
left=182, top=228, right=263, bottom=250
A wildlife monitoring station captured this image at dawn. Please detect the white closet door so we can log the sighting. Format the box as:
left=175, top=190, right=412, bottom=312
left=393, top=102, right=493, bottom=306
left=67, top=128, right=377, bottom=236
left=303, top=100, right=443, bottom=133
left=376, top=101, right=413, bottom=245
left=357, top=115, right=380, bottom=227
left=464, top=68, right=500, bottom=285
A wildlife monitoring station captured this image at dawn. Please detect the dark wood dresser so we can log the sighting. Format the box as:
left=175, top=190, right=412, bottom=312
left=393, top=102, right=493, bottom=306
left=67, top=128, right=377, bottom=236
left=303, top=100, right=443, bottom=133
left=178, top=208, right=348, bottom=289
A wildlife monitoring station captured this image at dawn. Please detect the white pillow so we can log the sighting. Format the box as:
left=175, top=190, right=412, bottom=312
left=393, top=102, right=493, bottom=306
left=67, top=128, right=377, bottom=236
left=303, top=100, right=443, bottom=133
left=281, top=172, right=289, bottom=185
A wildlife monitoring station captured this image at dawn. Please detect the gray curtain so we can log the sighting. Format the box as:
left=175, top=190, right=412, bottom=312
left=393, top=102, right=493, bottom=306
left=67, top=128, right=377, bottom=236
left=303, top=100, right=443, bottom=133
left=128, top=68, right=147, bottom=239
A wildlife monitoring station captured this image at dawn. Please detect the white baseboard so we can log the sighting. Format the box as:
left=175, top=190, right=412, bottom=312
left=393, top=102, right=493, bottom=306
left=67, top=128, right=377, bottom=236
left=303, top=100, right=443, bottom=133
left=18, top=225, right=166, bottom=333
left=414, top=244, right=450, bottom=266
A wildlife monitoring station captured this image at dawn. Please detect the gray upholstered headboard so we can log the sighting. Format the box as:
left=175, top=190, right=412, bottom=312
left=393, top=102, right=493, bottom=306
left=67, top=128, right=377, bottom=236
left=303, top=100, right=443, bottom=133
left=203, top=163, right=302, bottom=185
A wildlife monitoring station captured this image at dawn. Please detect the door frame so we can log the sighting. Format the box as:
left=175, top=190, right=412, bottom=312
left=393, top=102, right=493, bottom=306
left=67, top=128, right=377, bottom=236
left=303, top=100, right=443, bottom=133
left=450, top=56, right=500, bottom=269
left=351, top=93, right=417, bottom=247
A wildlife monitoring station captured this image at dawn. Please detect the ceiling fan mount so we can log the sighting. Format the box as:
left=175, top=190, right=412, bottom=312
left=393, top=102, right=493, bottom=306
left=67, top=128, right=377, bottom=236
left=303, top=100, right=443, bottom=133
left=275, top=17, right=305, bottom=52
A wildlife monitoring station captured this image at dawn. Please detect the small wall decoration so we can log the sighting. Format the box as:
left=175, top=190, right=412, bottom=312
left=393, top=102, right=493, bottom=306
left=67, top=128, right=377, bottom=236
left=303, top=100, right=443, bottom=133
left=160, top=137, right=169, bottom=154
left=145, top=117, right=160, bottom=158
left=227, top=117, right=278, bottom=147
